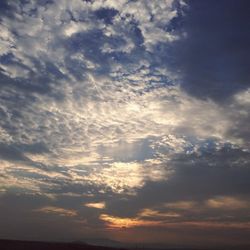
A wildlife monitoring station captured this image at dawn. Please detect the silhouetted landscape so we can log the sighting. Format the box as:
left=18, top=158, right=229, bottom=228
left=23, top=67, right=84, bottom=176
left=0, top=239, right=250, bottom=250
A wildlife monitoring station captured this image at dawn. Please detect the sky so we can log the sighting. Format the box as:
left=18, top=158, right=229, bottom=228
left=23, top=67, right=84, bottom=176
left=0, top=0, right=250, bottom=247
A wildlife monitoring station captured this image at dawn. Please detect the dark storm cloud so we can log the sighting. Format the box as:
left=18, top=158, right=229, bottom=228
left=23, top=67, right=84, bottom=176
left=171, top=0, right=250, bottom=101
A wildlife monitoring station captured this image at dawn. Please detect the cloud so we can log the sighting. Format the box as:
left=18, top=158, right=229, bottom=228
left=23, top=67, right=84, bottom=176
left=34, top=206, right=78, bottom=217
left=206, top=196, right=250, bottom=210
left=165, top=201, right=196, bottom=210
left=138, top=208, right=181, bottom=219
left=85, top=202, right=106, bottom=209
left=83, top=161, right=169, bottom=194
left=171, top=0, right=250, bottom=101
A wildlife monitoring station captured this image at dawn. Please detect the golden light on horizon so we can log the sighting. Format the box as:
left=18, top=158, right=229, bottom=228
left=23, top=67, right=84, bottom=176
left=100, top=214, right=162, bottom=229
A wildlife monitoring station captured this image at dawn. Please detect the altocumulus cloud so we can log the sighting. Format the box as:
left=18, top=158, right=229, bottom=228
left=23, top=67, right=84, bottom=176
left=0, top=0, right=250, bottom=246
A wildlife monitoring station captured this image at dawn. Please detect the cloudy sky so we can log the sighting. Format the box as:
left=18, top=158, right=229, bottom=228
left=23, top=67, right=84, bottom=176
left=0, top=0, right=250, bottom=247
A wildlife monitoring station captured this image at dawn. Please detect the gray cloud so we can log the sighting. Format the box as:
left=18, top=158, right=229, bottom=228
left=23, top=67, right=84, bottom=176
left=171, top=0, right=250, bottom=101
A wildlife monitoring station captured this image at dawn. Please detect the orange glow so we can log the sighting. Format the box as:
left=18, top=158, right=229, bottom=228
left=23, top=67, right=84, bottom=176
left=100, top=214, right=162, bottom=229
left=100, top=212, right=250, bottom=231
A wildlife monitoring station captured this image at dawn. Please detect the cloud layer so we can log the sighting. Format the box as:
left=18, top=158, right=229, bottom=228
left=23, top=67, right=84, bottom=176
left=0, top=0, right=250, bottom=247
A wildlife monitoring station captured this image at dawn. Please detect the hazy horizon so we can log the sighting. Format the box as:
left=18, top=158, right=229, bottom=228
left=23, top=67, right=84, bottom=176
left=0, top=0, right=250, bottom=247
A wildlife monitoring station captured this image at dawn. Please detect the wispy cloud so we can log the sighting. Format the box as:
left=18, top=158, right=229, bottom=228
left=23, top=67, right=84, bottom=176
left=34, top=206, right=77, bottom=217
left=85, top=202, right=106, bottom=209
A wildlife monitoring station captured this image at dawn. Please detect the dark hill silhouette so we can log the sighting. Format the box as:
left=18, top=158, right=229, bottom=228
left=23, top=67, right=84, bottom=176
left=0, top=239, right=125, bottom=250
left=0, top=239, right=249, bottom=250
